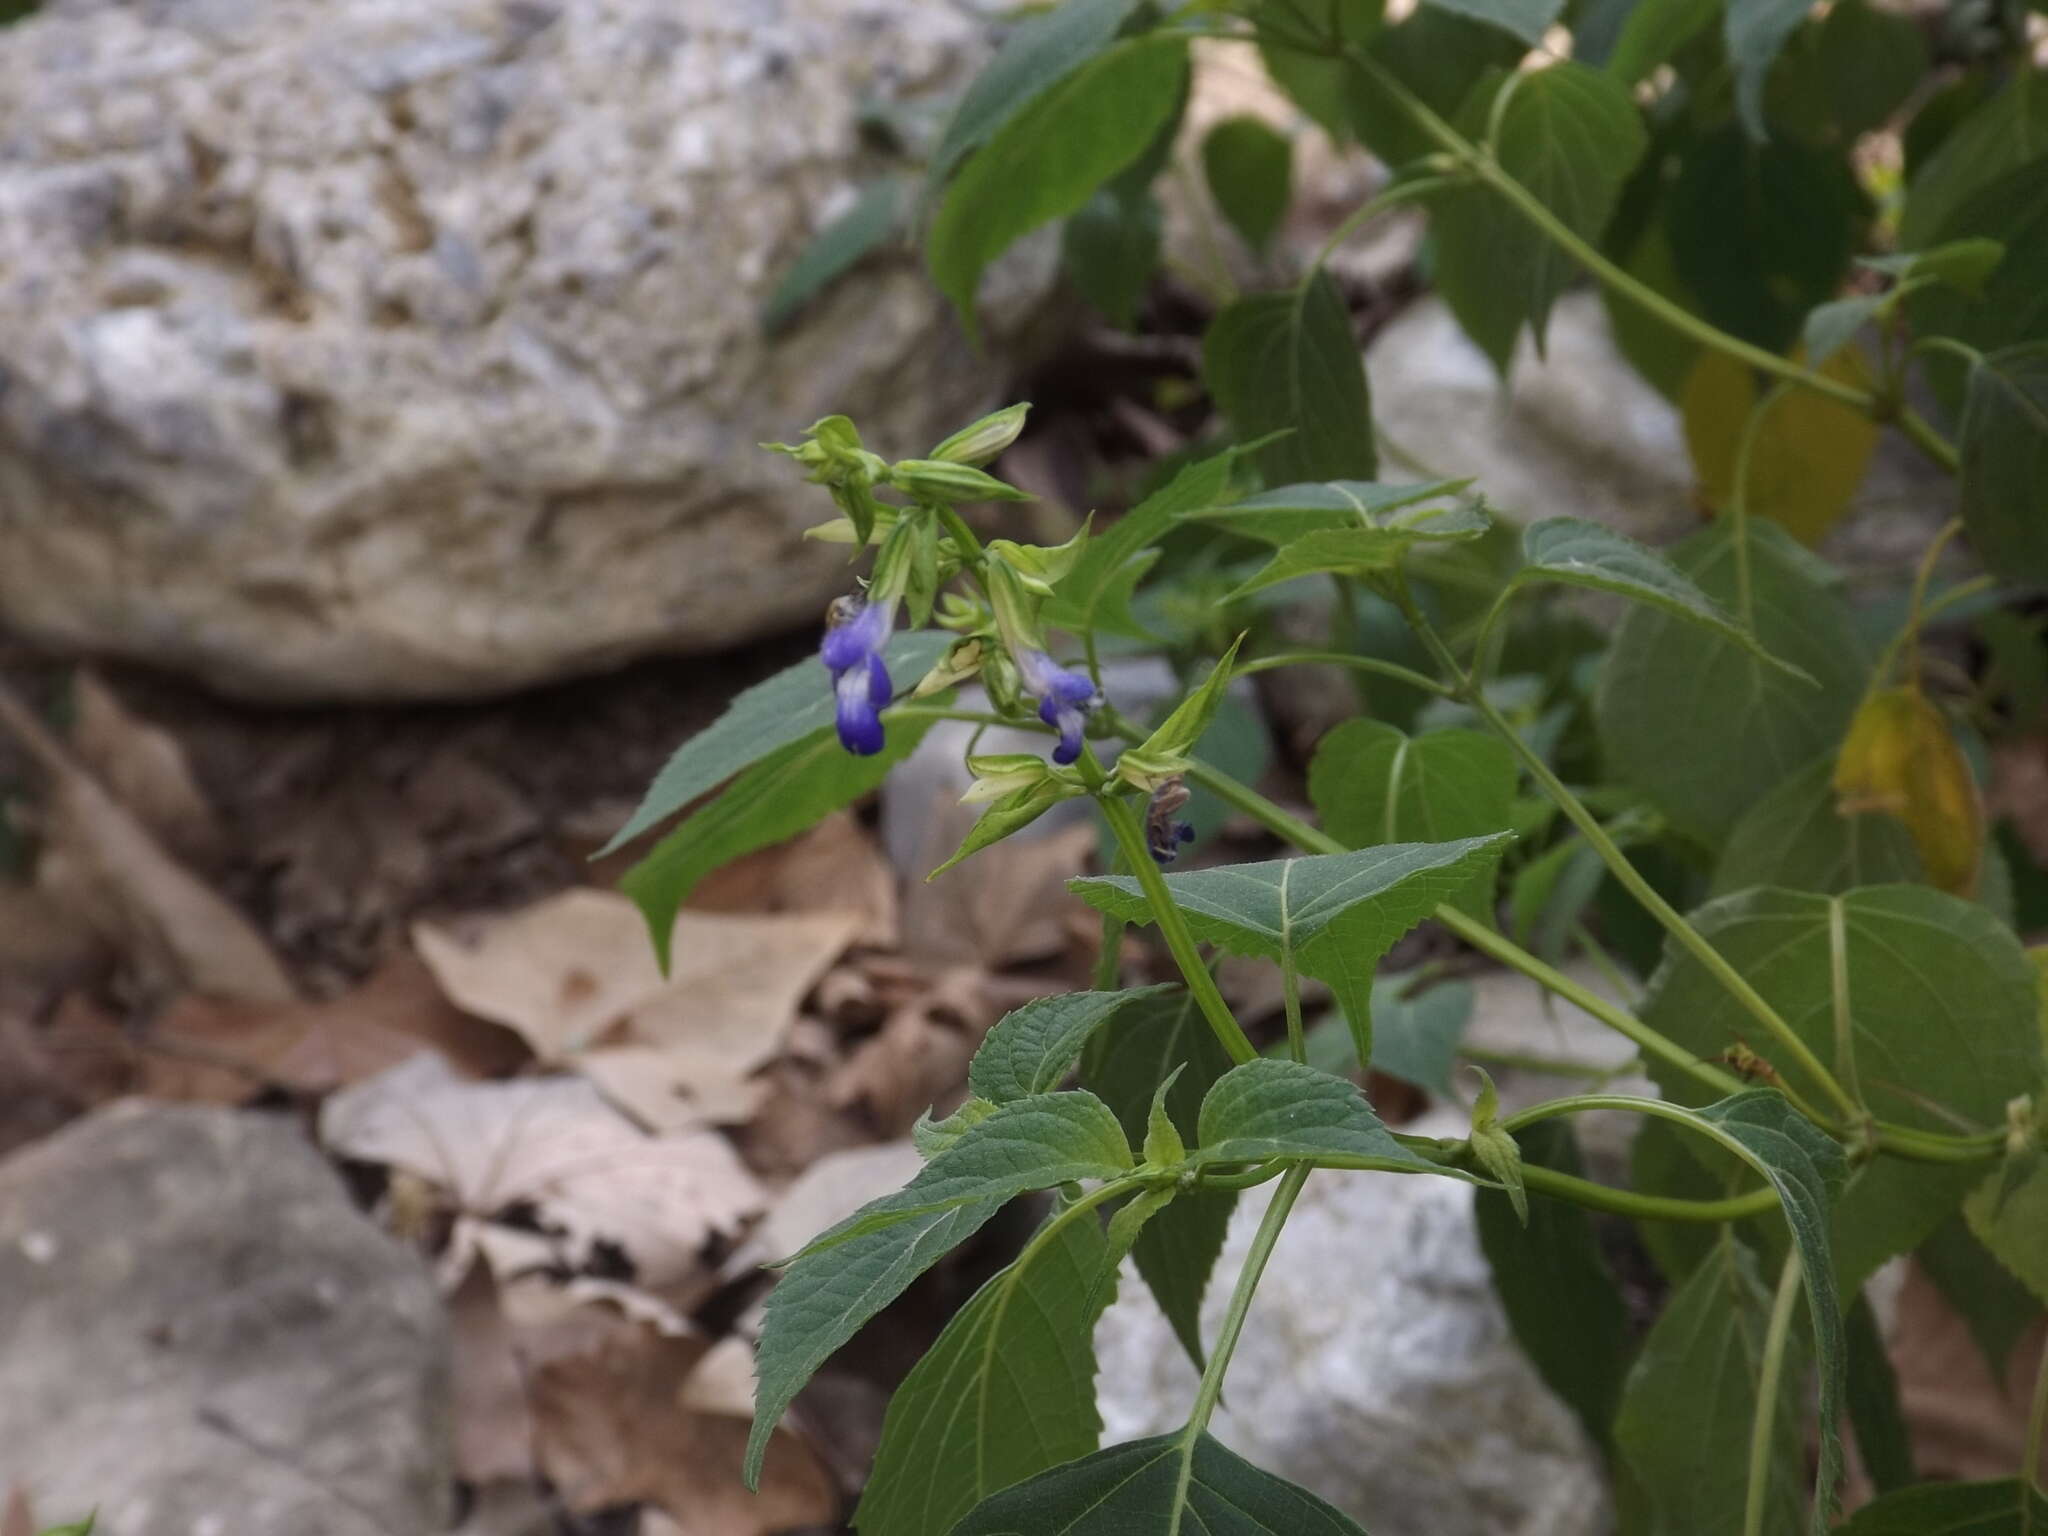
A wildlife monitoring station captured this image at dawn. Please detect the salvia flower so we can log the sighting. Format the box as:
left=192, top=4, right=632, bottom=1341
left=1015, top=647, right=1100, bottom=765
left=820, top=595, right=895, bottom=756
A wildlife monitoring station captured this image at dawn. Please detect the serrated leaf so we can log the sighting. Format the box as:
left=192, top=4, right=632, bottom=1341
left=761, top=177, right=908, bottom=336
left=1514, top=517, right=1807, bottom=673
left=747, top=1197, right=1008, bottom=1485
left=1837, top=1479, right=2048, bottom=1534
left=1594, top=519, right=1866, bottom=846
left=969, top=987, right=1175, bottom=1105
left=1180, top=477, right=1473, bottom=544
left=1070, top=836, right=1513, bottom=1063
left=1080, top=990, right=1237, bottom=1370
left=1435, top=64, right=1646, bottom=371
left=1043, top=449, right=1240, bottom=642
left=1960, top=344, right=2048, bottom=590
left=1220, top=505, right=1492, bottom=601
left=1142, top=1072, right=1188, bottom=1167
left=916, top=1096, right=997, bottom=1159
left=1964, top=1147, right=2048, bottom=1307
left=951, top=1431, right=1373, bottom=1534
left=1204, top=269, right=1376, bottom=486
left=1474, top=1120, right=1630, bottom=1450
left=1202, top=115, right=1292, bottom=254
left=930, top=35, right=1188, bottom=331
left=1307, top=720, right=1516, bottom=924
left=602, top=632, right=951, bottom=856
left=1062, top=186, right=1163, bottom=330
left=1641, top=888, right=2043, bottom=1291
left=1422, top=0, right=1565, bottom=45
left=1711, top=754, right=1924, bottom=899
left=1918, top=1212, right=2042, bottom=1383
left=1615, top=1234, right=1807, bottom=1536
left=854, top=1209, right=1116, bottom=1536
left=928, top=0, right=1146, bottom=190
left=623, top=713, right=939, bottom=969
left=1192, top=1058, right=1454, bottom=1174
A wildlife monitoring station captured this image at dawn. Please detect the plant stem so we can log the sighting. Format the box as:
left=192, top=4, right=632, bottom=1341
left=1743, top=1250, right=1806, bottom=1536
left=1520, top=1162, right=1782, bottom=1224
left=1099, top=791, right=1258, bottom=1065
left=1179, top=1164, right=1310, bottom=1462
left=934, top=505, right=989, bottom=567
left=1281, top=957, right=1307, bottom=1063
left=1312, top=174, right=1454, bottom=270
left=1234, top=649, right=1453, bottom=698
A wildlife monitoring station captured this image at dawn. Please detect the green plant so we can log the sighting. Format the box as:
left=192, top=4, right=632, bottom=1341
left=613, top=1, right=2048, bottom=1528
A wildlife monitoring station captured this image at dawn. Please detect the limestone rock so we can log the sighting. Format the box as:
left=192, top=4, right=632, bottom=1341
left=0, top=1101, right=453, bottom=1535
left=0, top=0, right=1060, bottom=699
left=1094, top=1113, right=1612, bottom=1536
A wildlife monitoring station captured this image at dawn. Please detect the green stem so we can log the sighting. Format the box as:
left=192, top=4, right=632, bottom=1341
left=1521, top=1162, right=1783, bottom=1224
left=1099, top=792, right=1258, bottom=1065
left=1281, top=956, right=1307, bottom=1063
left=935, top=504, right=989, bottom=567
left=1312, top=174, right=1456, bottom=270
left=1179, top=1164, right=1310, bottom=1465
left=883, top=705, right=1036, bottom=730
left=1743, top=1250, right=1805, bottom=1536
left=1234, top=649, right=1452, bottom=698
left=1196, top=1160, right=1290, bottom=1191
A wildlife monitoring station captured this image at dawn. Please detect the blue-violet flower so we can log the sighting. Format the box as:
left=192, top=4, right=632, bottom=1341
left=821, top=596, right=894, bottom=756
left=1015, top=647, right=1100, bottom=766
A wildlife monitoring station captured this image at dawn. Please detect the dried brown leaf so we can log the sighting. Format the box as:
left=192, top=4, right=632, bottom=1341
left=448, top=1261, right=537, bottom=1485
left=68, top=670, right=224, bottom=865
left=687, top=810, right=899, bottom=949
left=899, top=799, right=1093, bottom=970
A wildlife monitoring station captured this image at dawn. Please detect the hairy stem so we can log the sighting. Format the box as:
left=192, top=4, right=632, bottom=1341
left=1743, top=1250, right=1806, bottom=1536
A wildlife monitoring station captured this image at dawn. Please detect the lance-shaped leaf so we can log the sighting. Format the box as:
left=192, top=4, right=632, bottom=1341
left=1205, top=268, right=1376, bottom=486
left=1960, top=344, right=2048, bottom=591
left=1513, top=518, right=1807, bottom=675
left=747, top=1197, right=1007, bottom=1486
left=1180, top=477, right=1472, bottom=544
left=854, top=1209, right=1117, bottom=1536
left=761, top=177, right=908, bottom=336
left=602, top=631, right=952, bottom=855
left=1070, top=836, right=1512, bottom=1063
left=1192, top=1058, right=1454, bottom=1174
left=1220, top=501, right=1494, bottom=601
left=968, top=986, right=1175, bottom=1105
left=1836, top=1478, right=2048, bottom=1533
left=1043, top=449, right=1241, bottom=641
left=1641, top=887, right=2042, bottom=1290
left=1964, top=1144, right=2048, bottom=1308
left=951, top=1432, right=1372, bottom=1535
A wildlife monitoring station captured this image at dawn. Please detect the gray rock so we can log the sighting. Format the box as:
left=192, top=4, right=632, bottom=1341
left=1094, top=1115, right=1611, bottom=1536
left=0, top=1101, right=453, bottom=1535
left=0, top=0, right=1060, bottom=700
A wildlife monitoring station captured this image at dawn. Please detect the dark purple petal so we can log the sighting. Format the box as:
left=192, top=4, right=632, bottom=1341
left=835, top=666, right=886, bottom=755
left=864, top=650, right=893, bottom=708
left=1048, top=703, right=1085, bottom=765
left=820, top=599, right=893, bottom=673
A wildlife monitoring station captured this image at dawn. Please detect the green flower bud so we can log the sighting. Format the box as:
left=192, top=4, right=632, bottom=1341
left=889, top=459, right=1033, bottom=505
left=929, top=403, right=1030, bottom=466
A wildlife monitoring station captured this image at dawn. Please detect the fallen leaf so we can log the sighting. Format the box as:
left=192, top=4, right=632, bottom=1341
left=320, top=1054, right=765, bottom=1303
left=448, top=1261, right=537, bottom=1484
left=526, top=1309, right=837, bottom=1532
left=726, top=1057, right=873, bottom=1183
left=414, top=890, right=858, bottom=1129
left=899, top=797, right=1095, bottom=970
left=687, top=810, right=900, bottom=949
left=68, top=670, right=224, bottom=865
left=828, top=967, right=992, bottom=1136
left=730, top=1140, right=926, bottom=1275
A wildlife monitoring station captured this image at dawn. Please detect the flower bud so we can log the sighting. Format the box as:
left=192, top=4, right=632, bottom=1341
left=929, top=403, right=1030, bottom=466
left=889, top=459, right=1033, bottom=505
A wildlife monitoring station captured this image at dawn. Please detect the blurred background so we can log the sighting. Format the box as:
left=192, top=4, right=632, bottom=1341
left=0, top=1, right=2042, bottom=1534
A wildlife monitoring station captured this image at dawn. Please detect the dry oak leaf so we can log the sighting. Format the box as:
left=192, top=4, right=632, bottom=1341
left=686, top=810, right=900, bottom=949
left=68, top=670, right=224, bottom=865
left=414, top=890, right=858, bottom=1130
left=320, top=1053, right=765, bottom=1298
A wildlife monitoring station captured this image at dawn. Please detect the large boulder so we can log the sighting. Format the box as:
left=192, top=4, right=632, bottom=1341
left=0, top=1101, right=453, bottom=1535
left=0, top=0, right=1059, bottom=699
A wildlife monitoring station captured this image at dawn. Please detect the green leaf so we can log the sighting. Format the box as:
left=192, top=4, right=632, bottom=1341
left=1918, top=1213, right=2041, bottom=1382
left=1181, top=477, right=1473, bottom=544
left=1724, top=0, right=1812, bottom=138
left=35, top=1523, right=95, bottom=1536
left=1965, top=1145, right=2048, bottom=1307
left=1202, top=116, right=1292, bottom=254
left=1422, top=0, right=1565, bottom=46
left=930, top=35, right=1189, bottom=330
left=1301, top=974, right=1475, bottom=1097
left=970, top=987, right=1176, bottom=1105
left=1604, top=0, right=1717, bottom=84
left=747, top=1198, right=1008, bottom=1486
left=1802, top=295, right=1884, bottom=369
left=1216, top=501, right=1492, bottom=600
left=1859, top=237, right=2006, bottom=295
left=1711, top=754, right=1923, bottom=899
left=761, top=177, right=907, bottom=336
left=1516, top=517, right=1805, bottom=674
left=951, top=1431, right=1372, bottom=1534
left=1467, top=1069, right=1527, bottom=1222
left=1768, top=0, right=1926, bottom=143
left=1433, top=63, right=1646, bottom=372
left=1193, top=1058, right=1454, bottom=1173
left=1843, top=1290, right=1915, bottom=1495
left=1960, top=344, right=2048, bottom=590
left=1594, top=520, right=1866, bottom=847
left=1070, top=836, right=1514, bottom=1063
left=1251, top=0, right=1382, bottom=142
left=1909, top=158, right=2048, bottom=406
left=928, top=0, right=1146, bottom=190
left=854, top=1209, right=1116, bottom=1536
left=1204, top=269, right=1376, bottom=486
left=1837, top=1479, right=2048, bottom=1535
left=1615, top=1234, right=1807, bottom=1536
left=1641, top=887, right=2044, bottom=1290
left=1123, top=637, right=1245, bottom=777
left=1899, top=71, right=2048, bottom=253
left=1081, top=989, right=1238, bottom=1371
left=1341, top=6, right=1527, bottom=167
left=623, top=713, right=939, bottom=969
left=1043, top=448, right=1241, bottom=642
left=1062, top=187, right=1163, bottom=330
left=1307, top=720, right=1515, bottom=922
left=602, top=632, right=951, bottom=856
left=1474, top=1120, right=1631, bottom=1450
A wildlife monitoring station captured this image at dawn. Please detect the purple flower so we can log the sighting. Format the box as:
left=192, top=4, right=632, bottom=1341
left=821, top=597, right=894, bottom=755
left=1016, top=648, right=1099, bottom=766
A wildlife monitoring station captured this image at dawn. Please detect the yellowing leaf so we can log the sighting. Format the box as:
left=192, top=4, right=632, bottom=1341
left=1681, top=348, right=1879, bottom=546
left=1832, top=687, right=1985, bottom=895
